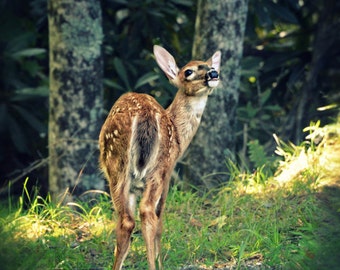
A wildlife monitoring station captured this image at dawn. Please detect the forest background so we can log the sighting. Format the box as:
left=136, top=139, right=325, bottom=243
left=0, top=0, right=339, bottom=198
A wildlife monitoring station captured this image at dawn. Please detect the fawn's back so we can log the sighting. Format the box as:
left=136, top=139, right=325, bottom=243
left=99, top=92, right=177, bottom=194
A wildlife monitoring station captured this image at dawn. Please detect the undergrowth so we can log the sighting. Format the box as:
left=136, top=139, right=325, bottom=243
left=0, top=120, right=339, bottom=269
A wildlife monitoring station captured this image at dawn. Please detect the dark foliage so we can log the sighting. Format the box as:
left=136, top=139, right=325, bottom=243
left=238, top=0, right=340, bottom=169
left=0, top=0, right=49, bottom=193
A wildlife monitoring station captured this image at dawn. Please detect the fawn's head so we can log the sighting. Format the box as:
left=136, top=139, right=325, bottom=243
left=154, top=45, right=221, bottom=96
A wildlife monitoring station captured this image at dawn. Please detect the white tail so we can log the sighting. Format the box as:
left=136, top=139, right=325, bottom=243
left=99, top=45, right=221, bottom=270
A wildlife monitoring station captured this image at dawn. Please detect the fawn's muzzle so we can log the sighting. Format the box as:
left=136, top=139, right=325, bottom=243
left=206, top=68, right=219, bottom=88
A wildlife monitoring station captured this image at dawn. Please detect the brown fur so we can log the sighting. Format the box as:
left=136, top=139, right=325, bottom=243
left=99, top=45, right=221, bottom=270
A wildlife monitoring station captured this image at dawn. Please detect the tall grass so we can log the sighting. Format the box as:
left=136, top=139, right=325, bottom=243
left=0, top=180, right=114, bottom=270
left=0, top=120, right=339, bottom=269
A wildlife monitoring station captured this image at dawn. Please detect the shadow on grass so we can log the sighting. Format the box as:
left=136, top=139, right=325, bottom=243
left=312, top=179, right=340, bottom=270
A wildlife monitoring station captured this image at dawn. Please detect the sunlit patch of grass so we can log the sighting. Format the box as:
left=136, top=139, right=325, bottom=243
left=160, top=175, right=320, bottom=269
left=0, top=180, right=115, bottom=270
left=160, top=171, right=321, bottom=269
left=162, top=121, right=340, bottom=269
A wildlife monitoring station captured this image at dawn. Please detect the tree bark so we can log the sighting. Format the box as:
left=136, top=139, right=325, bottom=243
left=184, top=0, right=248, bottom=187
left=48, top=0, right=103, bottom=201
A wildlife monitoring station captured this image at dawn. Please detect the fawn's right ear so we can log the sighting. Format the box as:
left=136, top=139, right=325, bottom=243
left=153, top=45, right=179, bottom=81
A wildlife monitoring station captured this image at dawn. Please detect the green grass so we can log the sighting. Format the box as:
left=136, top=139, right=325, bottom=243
left=1, top=121, right=340, bottom=269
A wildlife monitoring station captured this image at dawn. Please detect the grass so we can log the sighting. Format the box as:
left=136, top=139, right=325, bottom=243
left=0, top=120, right=339, bottom=269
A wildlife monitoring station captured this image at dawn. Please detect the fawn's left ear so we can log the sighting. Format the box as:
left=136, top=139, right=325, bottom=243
left=208, top=51, right=221, bottom=72
left=153, top=45, right=179, bottom=81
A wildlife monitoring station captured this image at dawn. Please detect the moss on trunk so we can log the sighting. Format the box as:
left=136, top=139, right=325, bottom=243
left=48, top=0, right=103, bottom=201
left=185, top=0, right=248, bottom=187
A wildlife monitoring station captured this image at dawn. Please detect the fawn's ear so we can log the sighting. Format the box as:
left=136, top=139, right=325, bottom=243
left=153, top=45, right=179, bottom=81
left=207, top=51, right=221, bottom=72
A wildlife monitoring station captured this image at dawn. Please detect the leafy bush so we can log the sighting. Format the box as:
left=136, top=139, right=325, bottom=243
left=0, top=0, right=48, bottom=184
left=237, top=0, right=340, bottom=166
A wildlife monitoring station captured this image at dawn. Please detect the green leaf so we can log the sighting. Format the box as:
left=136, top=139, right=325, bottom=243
left=12, top=105, right=46, bottom=134
left=241, top=56, right=262, bottom=77
left=254, top=1, right=273, bottom=27
left=11, top=48, right=46, bottom=59
left=147, top=10, right=164, bottom=18
left=12, top=86, right=49, bottom=101
left=248, top=140, right=268, bottom=168
left=264, top=105, right=282, bottom=112
left=260, top=114, right=271, bottom=121
left=113, top=57, right=131, bottom=90
left=103, top=79, right=125, bottom=91
left=246, top=102, right=259, bottom=118
left=22, top=60, right=41, bottom=77
left=134, top=72, right=159, bottom=89
left=237, top=102, right=260, bottom=119
left=262, top=52, right=299, bottom=73
left=170, top=0, right=193, bottom=6
left=241, top=56, right=262, bottom=70
left=260, top=89, right=271, bottom=105
left=267, top=1, right=298, bottom=24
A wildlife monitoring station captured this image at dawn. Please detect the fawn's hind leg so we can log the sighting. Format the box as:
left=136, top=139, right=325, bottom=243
left=110, top=172, right=136, bottom=270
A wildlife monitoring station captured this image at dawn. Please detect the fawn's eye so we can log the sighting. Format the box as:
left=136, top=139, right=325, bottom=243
left=184, top=69, right=193, bottom=77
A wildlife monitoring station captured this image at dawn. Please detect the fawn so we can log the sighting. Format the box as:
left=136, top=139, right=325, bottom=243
left=99, top=45, right=221, bottom=270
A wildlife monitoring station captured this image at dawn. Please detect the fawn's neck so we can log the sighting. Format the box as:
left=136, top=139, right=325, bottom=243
left=166, top=89, right=208, bottom=157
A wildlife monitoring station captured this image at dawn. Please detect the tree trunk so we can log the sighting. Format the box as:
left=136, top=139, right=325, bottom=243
left=184, top=0, right=248, bottom=187
left=48, top=0, right=103, bottom=201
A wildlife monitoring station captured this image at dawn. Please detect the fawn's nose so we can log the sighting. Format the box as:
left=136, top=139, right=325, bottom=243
left=206, top=69, right=219, bottom=80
